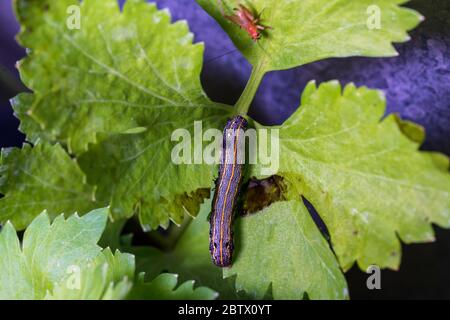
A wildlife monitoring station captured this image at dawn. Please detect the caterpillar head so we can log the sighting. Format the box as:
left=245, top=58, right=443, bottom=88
left=210, top=238, right=234, bottom=268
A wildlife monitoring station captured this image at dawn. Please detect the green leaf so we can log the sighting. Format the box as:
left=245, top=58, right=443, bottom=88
left=11, top=93, right=54, bottom=144
left=46, top=249, right=135, bottom=300
left=393, top=113, right=425, bottom=144
left=129, top=199, right=240, bottom=299
left=77, top=134, right=215, bottom=230
left=127, top=273, right=218, bottom=300
left=0, top=143, right=98, bottom=230
left=0, top=205, right=217, bottom=300
left=13, top=0, right=232, bottom=229
left=14, top=0, right=226, bottom=153
left=131, top=196, right=347, bottom=300
left=259, top=81, right=450, bottom=271
left=196, top=0, right=422, bottom=72
left=224, top=200, right=348, bottom=300
left=0, top=208, right=120, bottom=299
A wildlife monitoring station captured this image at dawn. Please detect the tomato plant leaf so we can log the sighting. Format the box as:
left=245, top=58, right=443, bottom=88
left=254, top=81, right=450, bottom=271
left=196, top=0, right=422, bottom=72
left=0, top=143, right=98, bottom=230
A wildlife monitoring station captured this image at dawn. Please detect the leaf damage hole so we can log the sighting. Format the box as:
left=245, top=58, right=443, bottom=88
left=239, top=175, right=286, bottom=216
left=302, top=196, right=331, bottom=244
left=176, top=188, right=211, bottom=217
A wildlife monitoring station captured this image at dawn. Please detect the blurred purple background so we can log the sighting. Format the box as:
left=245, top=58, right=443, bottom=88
left=0, top=0, right=449, bottom=299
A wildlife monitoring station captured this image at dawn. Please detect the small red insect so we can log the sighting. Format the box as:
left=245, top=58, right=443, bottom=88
left=222, top=3, right=272, bottom=41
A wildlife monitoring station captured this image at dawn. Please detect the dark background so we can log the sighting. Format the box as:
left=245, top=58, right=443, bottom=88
left=1, top=0, right=449, bottom=299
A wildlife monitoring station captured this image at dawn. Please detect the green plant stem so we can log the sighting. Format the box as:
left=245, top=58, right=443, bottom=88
left=235, top=60, right=267, bottom=116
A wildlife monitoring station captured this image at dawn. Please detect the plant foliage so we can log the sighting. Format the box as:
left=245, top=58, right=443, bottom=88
left=0, top=0, right=448, bottom=300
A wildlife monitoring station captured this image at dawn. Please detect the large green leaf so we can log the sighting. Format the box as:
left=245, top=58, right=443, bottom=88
left=15, top=0, right=230, bottom=152
left=255, top=81, right=450, bottom=271
left=196, top=0, right=422, bottom=72
left=13, top=0, right=232, bottom=229
left=131, top=196, right=347, bottom=299
left=224, top=200, right=348, bottom=300
left=0, top=143, right=97, bottom=230
left=0, top=208, right=133, bottom=299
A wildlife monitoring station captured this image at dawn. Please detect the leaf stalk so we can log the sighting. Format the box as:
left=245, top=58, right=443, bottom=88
left=235, top=60, right=267, bottom=116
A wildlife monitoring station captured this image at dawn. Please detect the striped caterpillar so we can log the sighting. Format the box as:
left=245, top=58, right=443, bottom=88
left=209, top=115, right=248, bottom=267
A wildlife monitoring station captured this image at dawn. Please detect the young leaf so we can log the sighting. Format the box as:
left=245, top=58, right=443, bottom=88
left=13, top=0, right=232, bottom=230
left=11, top=93, right=54, bottom=144
left=224, top=200, right=348, bottom=300
left=255, top=81, right=450, bottom=271
left=0, top=205, right=218, bottom=300
left=0, top=143, right=98, bottom=230
left=197, top=0, right=422, bottom=72
left=0, top=208, right=119, bottom=299
left=46, top=249, right=135, bottom=300
left=127, top=273, right=218, bottom=300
